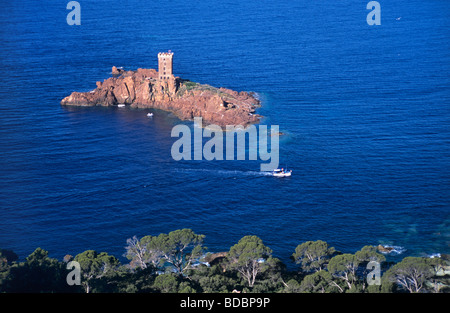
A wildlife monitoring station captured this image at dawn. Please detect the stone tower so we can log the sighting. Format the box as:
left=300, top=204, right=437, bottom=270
left=158, top=51, right=174, bottom=80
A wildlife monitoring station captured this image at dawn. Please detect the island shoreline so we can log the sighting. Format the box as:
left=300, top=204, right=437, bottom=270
left=61, top=63, right=263, bottom=128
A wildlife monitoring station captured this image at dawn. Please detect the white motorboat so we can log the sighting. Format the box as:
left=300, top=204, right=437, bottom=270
left=147, top=113, right=153, bottom=117
left=118, top=104, right=125, bottom=107
left=272, top=168, right=292, bottom=177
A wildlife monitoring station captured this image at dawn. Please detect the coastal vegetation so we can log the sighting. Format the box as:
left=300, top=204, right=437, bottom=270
left=1, top=229, right=448, bottom=293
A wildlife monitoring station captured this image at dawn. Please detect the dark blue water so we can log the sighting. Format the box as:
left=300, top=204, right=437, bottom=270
left=1, top=1, right=449, bottom=264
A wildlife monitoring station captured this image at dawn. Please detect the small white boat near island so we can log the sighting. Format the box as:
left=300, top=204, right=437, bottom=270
left=117, top=104, right=126, bottom=107
left=147, top=113, right=153, bottom=117
left=272, top=168, right=292, bottom=177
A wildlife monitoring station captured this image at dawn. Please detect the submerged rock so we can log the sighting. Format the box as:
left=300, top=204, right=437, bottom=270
left=377, top=244, right=395, bottom=253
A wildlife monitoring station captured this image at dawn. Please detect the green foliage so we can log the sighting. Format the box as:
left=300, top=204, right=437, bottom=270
left=299, top=270, right=336, bottom=293
left=251, top=257, right=286, bottom=293
left=127, top=266, right=157, bottom=292
left=124, top=235, right=150, bottom=270
left=184, top=81, right=198, bottom=91
left=2, top=248, right=75, bottom=293
left=327, top=254, right=359, bottom=292
left=1, top=232, right=448, bottom=293
left=227, top=235, right=274, bottom=287
left=325, top=246, right=389, bottom=293
left=198, top=275, right=235, bottom=293
left=178, top=281, right=197, bottom=293
left=187, top=264, right=239, bottom=293
left=153, top=273, right=179, bottom=293
left=284, top=279, right=302, bottom=293
left=74, top=250, right=120, bottom=293
left=146, top=229, right=205, bottom=274
left=383, top=257, right=437, bottom=293
left=125, top=229, right=205, bottom=275
left=355, top=245, right=386, bottom=264
left=292, top=240, right=336, bottom=273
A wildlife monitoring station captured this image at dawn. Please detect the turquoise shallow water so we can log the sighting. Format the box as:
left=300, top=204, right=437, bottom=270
left=0, top=0, right=449, bottom=264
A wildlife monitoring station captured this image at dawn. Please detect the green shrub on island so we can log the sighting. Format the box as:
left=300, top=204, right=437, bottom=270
left=183, top=81, right=198, bottom=90
left=0, top=230, right=448, bottom=293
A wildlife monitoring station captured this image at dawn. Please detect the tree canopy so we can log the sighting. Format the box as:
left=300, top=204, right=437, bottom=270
left=384, top=257, right=441, bottom=293
left=226, top=235, right=277, bottom=287
left=1, top=231, right=448, bottom=293
left=292, top=240, right=336, bottom=272
left=125, top=229, right=205, bottom=274
left=74, top=250, right=120, bottom=293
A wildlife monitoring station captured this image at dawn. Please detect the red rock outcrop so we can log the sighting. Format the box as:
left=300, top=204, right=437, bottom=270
left=377, top=245, right=394, bottom=253
left=61, top=67, right=261, bottom=127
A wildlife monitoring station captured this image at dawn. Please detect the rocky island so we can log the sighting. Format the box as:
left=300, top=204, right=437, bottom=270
left=61, top=52, right=262, bottom=127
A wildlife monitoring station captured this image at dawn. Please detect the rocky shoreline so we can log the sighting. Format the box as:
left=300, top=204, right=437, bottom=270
left=61, top=66, right=262, bottom=128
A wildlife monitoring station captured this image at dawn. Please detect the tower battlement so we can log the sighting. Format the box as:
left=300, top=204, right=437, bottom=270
left=158, top=52, right=174, bottom=57
left=158, top=51, right=174, bottom=80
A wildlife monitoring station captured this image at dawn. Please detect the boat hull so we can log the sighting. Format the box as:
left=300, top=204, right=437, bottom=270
left=272, top=170, right=292, bottom=177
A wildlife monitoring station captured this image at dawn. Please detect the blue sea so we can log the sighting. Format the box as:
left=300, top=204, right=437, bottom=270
left=0, top=0, right=449, bottom=265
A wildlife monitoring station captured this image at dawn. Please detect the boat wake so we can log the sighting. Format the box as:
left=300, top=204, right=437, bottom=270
left=173, top=168, right=274, bottom=177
